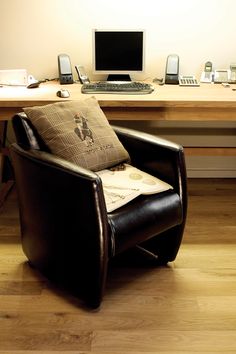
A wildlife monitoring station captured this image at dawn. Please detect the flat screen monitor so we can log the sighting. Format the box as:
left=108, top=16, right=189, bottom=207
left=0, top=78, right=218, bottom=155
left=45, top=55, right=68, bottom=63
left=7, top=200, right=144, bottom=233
left=92, top=29, right=145, bottom=81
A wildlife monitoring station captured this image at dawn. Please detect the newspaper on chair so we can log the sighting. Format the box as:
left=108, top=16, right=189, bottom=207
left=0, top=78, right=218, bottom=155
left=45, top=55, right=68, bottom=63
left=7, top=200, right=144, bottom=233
left=97, top=164, right=173, bottom=212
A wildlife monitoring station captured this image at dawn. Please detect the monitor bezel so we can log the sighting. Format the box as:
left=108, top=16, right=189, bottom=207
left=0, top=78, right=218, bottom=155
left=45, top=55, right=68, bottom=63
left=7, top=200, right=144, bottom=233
left=92, top=29, right=146, bottom=76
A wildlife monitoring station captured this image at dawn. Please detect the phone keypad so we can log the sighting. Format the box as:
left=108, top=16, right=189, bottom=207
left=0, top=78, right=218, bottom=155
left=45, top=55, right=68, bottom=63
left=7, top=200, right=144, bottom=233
left=179, top=76, right=200, bottom=86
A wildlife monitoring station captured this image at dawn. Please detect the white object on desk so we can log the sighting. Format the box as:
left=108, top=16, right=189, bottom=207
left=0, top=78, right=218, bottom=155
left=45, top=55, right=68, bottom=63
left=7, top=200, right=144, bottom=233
left=179, top=75, right=200, bottom=87
left=200, top=71, right=214, bottom=83
left=0, top=69, right=28, bottom=86
left=214, top=69, right=230, bottom=83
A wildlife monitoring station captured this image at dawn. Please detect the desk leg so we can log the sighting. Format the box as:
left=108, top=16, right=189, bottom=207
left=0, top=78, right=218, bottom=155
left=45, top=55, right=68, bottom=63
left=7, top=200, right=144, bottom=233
left=0, top=121, right=14, bottom=209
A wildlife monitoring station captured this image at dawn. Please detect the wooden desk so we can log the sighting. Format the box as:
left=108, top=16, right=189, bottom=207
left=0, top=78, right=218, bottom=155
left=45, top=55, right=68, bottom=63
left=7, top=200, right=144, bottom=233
left=0, top=81, right=236, bottom=158
left=1, top=81, right=236, bottom=122
left=1, top=80, right=236, bottom=157
left=0, top=81, right=236, bottom=205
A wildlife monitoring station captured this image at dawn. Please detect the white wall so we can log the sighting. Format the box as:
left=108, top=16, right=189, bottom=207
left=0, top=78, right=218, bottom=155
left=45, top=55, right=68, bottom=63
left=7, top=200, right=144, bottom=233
left=1, top=0, right=236, bottom=177
left=0, top=0, right=235, bottom=81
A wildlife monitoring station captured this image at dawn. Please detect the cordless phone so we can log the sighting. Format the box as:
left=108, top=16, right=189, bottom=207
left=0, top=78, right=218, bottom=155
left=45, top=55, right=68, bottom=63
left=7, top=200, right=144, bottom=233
left=75, top=65, right=90, bottom=84
left=200, top=61, right=213, bottom=83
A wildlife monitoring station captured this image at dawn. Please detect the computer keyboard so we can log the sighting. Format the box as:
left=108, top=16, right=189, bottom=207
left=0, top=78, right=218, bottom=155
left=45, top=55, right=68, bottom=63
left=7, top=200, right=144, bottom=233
left=81, top=81, right=154, bottom=94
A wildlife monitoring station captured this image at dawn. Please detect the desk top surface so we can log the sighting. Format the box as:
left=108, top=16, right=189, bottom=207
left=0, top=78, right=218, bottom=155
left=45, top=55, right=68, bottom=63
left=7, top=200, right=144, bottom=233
left=0, top=81, right=236, bottom=109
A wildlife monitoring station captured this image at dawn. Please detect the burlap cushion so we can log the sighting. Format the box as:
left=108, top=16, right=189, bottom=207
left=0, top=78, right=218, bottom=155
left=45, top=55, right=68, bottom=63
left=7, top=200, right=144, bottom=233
left=23, top=97, right=130, bottom=171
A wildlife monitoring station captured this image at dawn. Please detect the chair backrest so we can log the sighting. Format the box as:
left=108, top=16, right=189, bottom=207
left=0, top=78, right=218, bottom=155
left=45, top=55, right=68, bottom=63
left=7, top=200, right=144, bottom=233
left=12, top=113, right=49, bottom=151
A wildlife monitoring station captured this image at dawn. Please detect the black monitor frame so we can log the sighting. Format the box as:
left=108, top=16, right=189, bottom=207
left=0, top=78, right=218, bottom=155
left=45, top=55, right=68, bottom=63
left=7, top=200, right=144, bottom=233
left=92, top=29, right=145, bottom=81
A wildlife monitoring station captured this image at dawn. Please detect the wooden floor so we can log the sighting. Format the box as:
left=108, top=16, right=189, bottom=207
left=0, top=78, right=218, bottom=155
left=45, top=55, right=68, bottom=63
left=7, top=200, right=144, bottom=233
left=0, top=178, right=236, bottom=353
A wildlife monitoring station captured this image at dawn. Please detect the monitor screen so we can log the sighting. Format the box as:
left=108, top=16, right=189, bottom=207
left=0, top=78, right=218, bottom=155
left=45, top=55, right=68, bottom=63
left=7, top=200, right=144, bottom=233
left=92, top=29, right=145, bottom=80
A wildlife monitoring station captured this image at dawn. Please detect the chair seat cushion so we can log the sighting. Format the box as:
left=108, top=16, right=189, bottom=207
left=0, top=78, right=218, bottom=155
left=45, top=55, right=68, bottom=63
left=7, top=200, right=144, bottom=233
left=108, top=190, right=182, bottom=256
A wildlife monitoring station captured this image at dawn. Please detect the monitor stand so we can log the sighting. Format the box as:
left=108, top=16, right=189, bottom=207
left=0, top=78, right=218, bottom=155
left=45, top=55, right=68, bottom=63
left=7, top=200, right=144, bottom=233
left=107, top=74, right=131, bottom=81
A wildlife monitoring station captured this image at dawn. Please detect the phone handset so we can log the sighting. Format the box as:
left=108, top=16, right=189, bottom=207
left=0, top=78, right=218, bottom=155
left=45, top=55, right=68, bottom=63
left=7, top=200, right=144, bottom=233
left=200, top=61, right=213, bottom=83
left=75, top=65, right=90, bottom=84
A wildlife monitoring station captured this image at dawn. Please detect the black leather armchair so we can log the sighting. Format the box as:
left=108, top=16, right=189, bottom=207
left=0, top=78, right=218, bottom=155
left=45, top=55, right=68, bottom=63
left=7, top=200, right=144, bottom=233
left=11, top=113, right=187, bottom=308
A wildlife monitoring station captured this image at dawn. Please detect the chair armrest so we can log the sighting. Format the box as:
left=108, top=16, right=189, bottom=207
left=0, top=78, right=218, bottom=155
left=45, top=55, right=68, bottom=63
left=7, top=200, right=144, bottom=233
left=113, top=126, right=185, bottom=182
left=113, top=125, right=188, bottom=219
left=21, top=146, right=101, bottom=180
left=10, top=143, right=107, bottom=220
left=10, top=143, right=109, bottom=307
